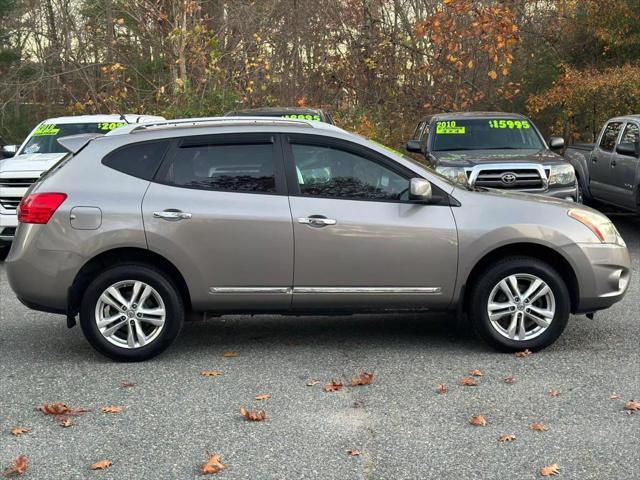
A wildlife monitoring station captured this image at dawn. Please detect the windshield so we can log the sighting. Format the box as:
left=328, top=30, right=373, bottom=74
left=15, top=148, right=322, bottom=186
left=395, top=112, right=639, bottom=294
left=20, top=122, right=126, bottom=155
left=432, top=118, right=545, bottom=152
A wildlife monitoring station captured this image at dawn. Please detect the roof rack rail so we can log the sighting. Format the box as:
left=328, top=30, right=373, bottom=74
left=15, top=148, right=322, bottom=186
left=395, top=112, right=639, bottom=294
left=129, top=117, right=314, bottom=133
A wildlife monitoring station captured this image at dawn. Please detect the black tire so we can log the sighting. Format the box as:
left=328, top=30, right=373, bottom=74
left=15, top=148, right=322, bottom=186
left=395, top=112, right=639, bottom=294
left=79, top=263, right=184, bottom=362
left=0, top=245, right=8, bottom=261
left=469, top=256, right=570, bottom=352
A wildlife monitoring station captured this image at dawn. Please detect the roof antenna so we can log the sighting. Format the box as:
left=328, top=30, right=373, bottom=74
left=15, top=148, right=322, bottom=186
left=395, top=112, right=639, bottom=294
left=118, top=113, right=130, bottom=124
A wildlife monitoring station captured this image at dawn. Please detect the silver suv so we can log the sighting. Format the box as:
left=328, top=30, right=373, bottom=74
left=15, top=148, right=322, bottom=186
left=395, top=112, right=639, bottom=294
left=6, top=118, right=630, bottom=361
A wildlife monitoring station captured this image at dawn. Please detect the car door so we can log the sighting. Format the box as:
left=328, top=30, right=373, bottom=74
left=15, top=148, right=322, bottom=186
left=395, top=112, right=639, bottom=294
left=608, top=122, right=640, bottom=209
left=142, top=133, right=293, bottom=311
left=590, top=121, right=623, bottom=200
left=283, top=134, right=458, bottom=310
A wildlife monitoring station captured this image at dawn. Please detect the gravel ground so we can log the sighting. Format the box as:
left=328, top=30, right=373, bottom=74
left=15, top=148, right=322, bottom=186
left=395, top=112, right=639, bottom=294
left=1, top=215, right=638, bottom=479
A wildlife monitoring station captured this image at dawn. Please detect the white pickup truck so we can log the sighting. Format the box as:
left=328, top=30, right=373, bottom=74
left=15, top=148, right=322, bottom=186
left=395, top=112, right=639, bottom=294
left=0, top=114, right=164, bottom=257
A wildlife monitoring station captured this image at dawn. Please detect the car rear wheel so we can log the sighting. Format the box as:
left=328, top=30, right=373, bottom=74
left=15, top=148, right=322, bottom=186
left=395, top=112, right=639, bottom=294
left=79, top=264, right=184, bottom=362
left=469, top=256, right=570, bottom=352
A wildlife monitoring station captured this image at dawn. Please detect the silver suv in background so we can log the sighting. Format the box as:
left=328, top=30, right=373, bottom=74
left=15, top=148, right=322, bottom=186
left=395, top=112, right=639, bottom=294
left=6, top=118, right=630, bottom=361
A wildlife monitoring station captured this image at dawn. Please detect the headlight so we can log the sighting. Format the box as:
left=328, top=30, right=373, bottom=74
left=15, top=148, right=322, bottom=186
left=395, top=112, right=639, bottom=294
left=568, top=209, right=625, bottom=245
left=548, top=164, right=575, bottom=185
left=435, top=166, right=468, bottom=185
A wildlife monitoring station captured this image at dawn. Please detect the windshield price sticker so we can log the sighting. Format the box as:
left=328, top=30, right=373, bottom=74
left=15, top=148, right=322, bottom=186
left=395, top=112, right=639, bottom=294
left=32, top=124, right=61, bottom=136
left=282, top=114, right=321, bottom=121
left=489, top=119, right=530, bottom=129
left=436, top=121, right=465, bottom=135
left=98, top=122, right=127, bottom=131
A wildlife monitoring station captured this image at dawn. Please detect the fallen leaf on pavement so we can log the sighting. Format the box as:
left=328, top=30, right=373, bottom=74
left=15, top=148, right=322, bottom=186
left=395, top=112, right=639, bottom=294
left=119, top=381, right=135, bottom=388
left=540, top=463, right=560, bottom=476
left=504, top=376, right=516, bottom=384
left=223, top=351, right=239, bottom=358
left=60, top=417, right=73, bottom=428
left=101, top=406, right=122, bottom=414
left=436, top=384, right=448, bottom=394
left=624, top=400, right=640, bottom=412
left=201, top=453, right=226, bottom=475
left=609, top=393, right=620, bottom=400
left=515, top=349, right=532, bottom=358
left=498, top=434, right=516, bottom=442
left=10, top=427, right=31, bottom=437
left=37, top=402, right=88, bottom=417
left=351, top=372, right=374, bottom=386
left=306, top=379, right=319, bottom=387
left=3, top=455, right=27, bottom=476
left=255, top=394, right=271, bottom=401
left=469, top=369, right=484, bottom=377
left=90, top=460, right=113, bottom=470
left=469, top=415, right=487, bottom=426
left=240, top=407, right=266, bottom=421
left=529, top=422, right=548, bottom=431
left=323, top=379, right=343, bottom=392
left=347, top=449, right=361, bottom=457
left=548, top=389, right=561, bottom=397
left=459, top=377, right=478, bottom=387
left=201, top=370, right=224, bottom=377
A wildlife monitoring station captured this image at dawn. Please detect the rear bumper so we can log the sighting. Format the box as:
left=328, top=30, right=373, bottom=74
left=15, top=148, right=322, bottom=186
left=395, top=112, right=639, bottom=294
left=6, top=224, right=80, bottom=312
left=561, top=242, right=631, bottom=313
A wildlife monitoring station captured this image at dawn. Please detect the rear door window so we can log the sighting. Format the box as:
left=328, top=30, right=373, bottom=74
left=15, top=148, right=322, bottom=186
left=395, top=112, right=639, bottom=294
left=102, top=140, right=170, bottom=180
left=157, top=135, right=279, bottom=193
left=620, top=123, right=640, bottom=145
left=598, top=122, right=623, bottom=152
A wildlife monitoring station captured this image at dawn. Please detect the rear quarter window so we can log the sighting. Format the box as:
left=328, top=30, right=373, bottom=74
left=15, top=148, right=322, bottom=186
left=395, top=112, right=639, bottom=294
left=102, top=141, right=170, bottom=180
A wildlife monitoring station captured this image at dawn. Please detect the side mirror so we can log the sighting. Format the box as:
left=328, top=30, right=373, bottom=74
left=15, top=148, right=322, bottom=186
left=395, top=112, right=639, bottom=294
left=615, top=142, right=638, bottom=157
left=410, top=178, right=433, bottom=203
left=548, top=137, right=565, bottom=150
left=405, top=140, right=423, bottom=153
left=1, top=145, right=18, bottom=158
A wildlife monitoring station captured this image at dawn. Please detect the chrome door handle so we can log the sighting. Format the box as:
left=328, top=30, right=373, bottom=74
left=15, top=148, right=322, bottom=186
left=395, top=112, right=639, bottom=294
left=153, top=210, right=192, bottom=220
left=298, top=216, right=337, bottom=227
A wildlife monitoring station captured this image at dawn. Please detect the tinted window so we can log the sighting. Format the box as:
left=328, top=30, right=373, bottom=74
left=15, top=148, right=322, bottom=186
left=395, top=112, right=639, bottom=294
left=431, top=118, right=544, bottom=152
left=291, top=143, right=409, bottom=201
left=22, top=122, right=127, bottom=155
left=102, top=141, right=169, bottom=180
left=161, top=143, right=275, bottom=193
left=599, top=122, right=623, bottom=152
left=620, top=123, right=640, bottom=145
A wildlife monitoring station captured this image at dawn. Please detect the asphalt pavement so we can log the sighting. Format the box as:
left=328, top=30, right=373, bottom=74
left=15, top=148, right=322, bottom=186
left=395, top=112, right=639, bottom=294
left=1, top=215, right=639, bottom=479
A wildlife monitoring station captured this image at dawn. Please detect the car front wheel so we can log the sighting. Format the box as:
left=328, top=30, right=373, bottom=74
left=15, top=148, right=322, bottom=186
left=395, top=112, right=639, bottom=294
left=469, top=256, right=570, bottom=352
left=79, top=264, right=184, bottom=362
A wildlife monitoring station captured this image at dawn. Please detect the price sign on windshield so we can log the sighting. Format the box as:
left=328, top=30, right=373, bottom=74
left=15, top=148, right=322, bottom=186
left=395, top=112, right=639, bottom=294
left=32, top=124, right=61, bottom=136
left=488, top=119, right=530, bottom=129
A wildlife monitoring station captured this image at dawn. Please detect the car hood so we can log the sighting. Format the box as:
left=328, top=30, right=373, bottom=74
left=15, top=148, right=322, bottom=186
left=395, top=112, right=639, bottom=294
left=432, top=149, right=564, bottom=167
left=0, top=153, right=66, bottom=173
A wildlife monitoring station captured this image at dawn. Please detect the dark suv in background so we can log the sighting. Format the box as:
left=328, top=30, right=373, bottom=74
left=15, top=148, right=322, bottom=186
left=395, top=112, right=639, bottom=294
left=406, top=112, right=578, bottom=201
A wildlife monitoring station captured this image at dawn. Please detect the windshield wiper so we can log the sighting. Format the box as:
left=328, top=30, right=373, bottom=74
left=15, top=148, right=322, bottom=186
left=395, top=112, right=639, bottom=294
left=433, top=148, right=475, bottom=152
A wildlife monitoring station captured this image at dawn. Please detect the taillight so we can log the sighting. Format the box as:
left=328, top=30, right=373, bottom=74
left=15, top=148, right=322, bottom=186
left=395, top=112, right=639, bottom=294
left=17, top=193, right=67, bottom=224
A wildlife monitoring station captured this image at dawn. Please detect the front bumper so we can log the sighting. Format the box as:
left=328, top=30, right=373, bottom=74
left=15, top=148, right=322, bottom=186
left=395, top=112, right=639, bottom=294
left=0, top=213, right=18, bottom=243
left=542, top=184, right=579, bottom=202
left=561, top=242, right=631, bottom=313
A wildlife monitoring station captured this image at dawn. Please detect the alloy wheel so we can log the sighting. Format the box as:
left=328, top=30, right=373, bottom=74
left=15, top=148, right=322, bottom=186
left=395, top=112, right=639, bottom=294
left=486, top=273, right=555, bottom=341
left=94, top=280, right=166, bottom=349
